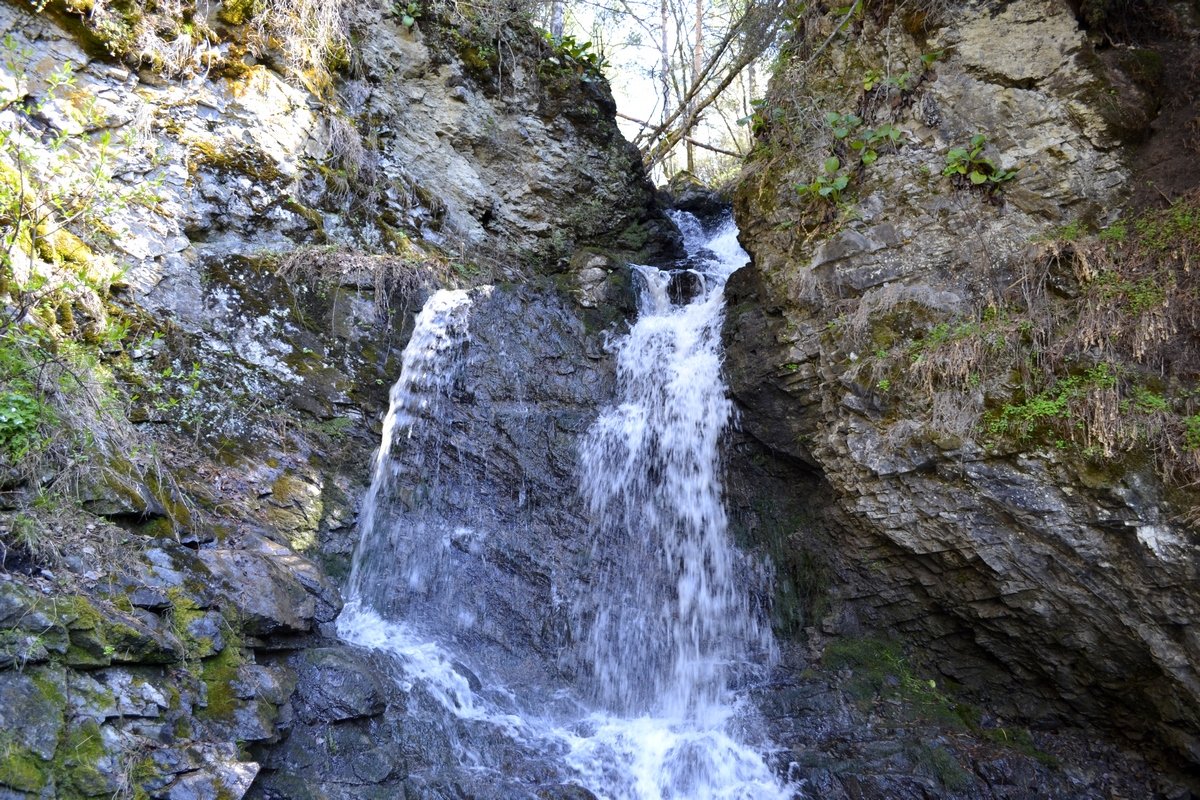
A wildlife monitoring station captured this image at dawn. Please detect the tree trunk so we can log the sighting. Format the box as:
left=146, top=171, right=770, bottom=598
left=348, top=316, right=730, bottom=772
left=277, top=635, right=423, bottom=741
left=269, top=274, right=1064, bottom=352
left=551, top=0, right=564, bottom=39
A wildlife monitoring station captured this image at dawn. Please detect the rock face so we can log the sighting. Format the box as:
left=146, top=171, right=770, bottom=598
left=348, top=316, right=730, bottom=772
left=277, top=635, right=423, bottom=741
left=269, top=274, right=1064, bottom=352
left=249, top=279, right=623, bottom=798
left=726, top=0, right=1200, bottom=787
left=0, top=0, right=663, bottom=797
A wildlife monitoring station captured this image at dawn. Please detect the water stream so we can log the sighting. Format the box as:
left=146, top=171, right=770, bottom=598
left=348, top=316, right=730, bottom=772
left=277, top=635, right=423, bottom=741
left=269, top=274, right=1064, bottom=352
left=337, top=212, right=796, bottom=799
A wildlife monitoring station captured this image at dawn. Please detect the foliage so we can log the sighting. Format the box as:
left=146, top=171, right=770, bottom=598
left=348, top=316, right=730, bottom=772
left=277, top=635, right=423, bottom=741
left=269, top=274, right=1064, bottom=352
left=0, top=39, right=181, bottom=567
left=942, top=134, right=1018, bottom=188
left=736, top=98, right=780, bottom=136
left=822, top=637, right=961, bottom=725
left=0, top=345, right=54, bottom=461
left=541, top=33, right=607, bottom=81
left=987, top=364, right=1117, bottom=440
left=794, top=112, right=906, bottom=206
left=394, top=1, right=422, bottom=28
left=796, top=156, right=850, bottom=203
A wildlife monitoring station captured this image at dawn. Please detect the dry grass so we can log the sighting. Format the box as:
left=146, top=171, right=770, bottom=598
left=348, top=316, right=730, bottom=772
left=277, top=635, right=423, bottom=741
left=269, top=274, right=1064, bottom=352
left=319, top=114, right=381, bottom=208
left=276, top=247, right=439, bottom=321
left=248, top=0, right=350, bottom=93
left=866, top=191, right=1200, bottom=505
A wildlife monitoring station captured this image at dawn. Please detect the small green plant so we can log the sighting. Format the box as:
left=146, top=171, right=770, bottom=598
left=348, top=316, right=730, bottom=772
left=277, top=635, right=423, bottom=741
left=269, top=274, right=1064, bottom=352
left=1099, top=220, right=1127, bottom=243
left=920, top=48, right=946, bottom=68
left=1134, top=198, right=1200, bottom=253
left=1046, top=220, right=1085, bottom=241
left=876, top=378, right=891, bottom=391
left=542, top=33, right=607, bottom=81
left=796, top=156, right=850, bottom=203
left=943, top=134, right=1018, bottom=187
left=737, top=98, right=780, bottom=136
left=0, top=388, right=48, bottom=460
left=825, top=110, right=862, bottom=140
left=394, top=1, right=420, bottom=27
left=850, top=123, right=902, bottom=165
left=1185, top=414, right=1200, bottom=450
left=988, top=364, right=1116, bottom=439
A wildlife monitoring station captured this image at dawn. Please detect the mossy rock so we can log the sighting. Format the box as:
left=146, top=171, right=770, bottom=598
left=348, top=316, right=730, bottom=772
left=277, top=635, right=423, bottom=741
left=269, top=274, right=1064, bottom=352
left=0, top=741, right=49, bottom=793
left=200, top=644, right=246, bottom=722
left=187, top=135, right=284, bottom=185
left=216, top=0, right=262, bottom=26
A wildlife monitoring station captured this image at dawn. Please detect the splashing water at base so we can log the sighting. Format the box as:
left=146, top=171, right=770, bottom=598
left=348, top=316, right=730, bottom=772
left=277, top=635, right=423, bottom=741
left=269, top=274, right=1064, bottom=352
left=336, top=216, right=797, bottom=800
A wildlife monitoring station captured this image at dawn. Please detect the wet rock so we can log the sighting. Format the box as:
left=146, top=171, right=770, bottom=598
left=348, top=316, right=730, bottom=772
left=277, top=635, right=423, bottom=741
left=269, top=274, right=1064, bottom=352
left=240, top=535, right=342, bottom=625
left=728, top=0, right=1200, bottom=784
left=288, top=647, right=387, bottom=724
left=663, top=171, right=729, bottom=227
left=165, top=761, right=259, bottom=800
left=0, top=668, right=65, bottom=759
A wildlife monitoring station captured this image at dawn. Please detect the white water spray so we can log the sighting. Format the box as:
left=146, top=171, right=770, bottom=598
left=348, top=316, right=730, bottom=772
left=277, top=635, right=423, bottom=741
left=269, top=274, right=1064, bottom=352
left=337, top=216, right=795, bottom=800
left=578, top=213, right=774, bottom=719
left=344, top=288, right=474, bottom=622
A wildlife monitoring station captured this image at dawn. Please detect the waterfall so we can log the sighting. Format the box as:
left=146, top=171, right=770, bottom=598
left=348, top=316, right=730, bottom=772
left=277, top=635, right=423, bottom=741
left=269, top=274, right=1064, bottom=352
left=344, top=288, right=474, bottom=623
left=561, top=212, right=791, bottom=800
left=335, top=214, right=796, bottom=800
left=577, top=213, right=776, bottom=721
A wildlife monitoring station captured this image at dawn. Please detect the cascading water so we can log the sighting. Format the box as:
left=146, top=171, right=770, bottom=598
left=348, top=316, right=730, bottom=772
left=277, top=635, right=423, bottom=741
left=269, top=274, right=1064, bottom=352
left=562, top=212, right=790, bottom=800
left=336, top=213, right=796, bottom=800
left=577, top=212, right=775, bottom=719
left=344, top=288, right=475, bottom=625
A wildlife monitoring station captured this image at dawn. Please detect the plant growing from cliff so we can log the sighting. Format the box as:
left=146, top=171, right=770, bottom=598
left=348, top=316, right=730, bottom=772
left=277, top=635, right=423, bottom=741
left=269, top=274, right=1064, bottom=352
left=794, top=110, right=908, bottom=207
left=736, top=98, right=780, bottom=136
left=796, top=156, right=850, bottom=203
left=393, top=1, right=422, bottom=28
left=541, top=33, right=607, bottom=81
left=943, top=134, right=1017, bottom=188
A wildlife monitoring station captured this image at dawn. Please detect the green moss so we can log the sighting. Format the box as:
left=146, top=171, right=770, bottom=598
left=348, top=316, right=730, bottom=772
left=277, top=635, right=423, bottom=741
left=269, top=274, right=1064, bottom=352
left=0, top=741, right=48, bottom=792
left=1134, top=196, right=1200, bottom=253
left=217, top=0, right=261, bottom=26
left=58, top=595, right=103, bottom=633
left=130, top=756, right=163, bottom=793
left=451, top=30, right=499, bottom=79
left=168, top=590, right=214, bottom=659
left=823, top=637, right=967, bottom=726
left=200, top=643, right=245, bottom=721
left=910, top=743, right=972, bottom=791
left=56, top=719, right=108, bottom=795
left=283, top=198, right=327, bottom=238
left=188, top=138, right=283, bottom=185
left=138, top=518, right=176, bottom=539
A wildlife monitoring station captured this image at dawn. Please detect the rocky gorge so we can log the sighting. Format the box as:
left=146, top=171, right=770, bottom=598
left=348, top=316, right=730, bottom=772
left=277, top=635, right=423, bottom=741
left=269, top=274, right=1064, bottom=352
left=0, top=0, right=1197, bottom=797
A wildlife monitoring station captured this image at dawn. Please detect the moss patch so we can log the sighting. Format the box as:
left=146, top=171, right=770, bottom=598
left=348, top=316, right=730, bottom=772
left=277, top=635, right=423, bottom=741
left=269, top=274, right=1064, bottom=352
left=200, top=642, right=245, bottom=722
left=0, top=740, right=48, bottom=793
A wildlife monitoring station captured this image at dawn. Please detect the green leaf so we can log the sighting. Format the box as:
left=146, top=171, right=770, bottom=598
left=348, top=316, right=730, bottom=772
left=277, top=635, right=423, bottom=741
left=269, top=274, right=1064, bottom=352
left=832, top=175, right=850, bottom=191
left=970, top=133, right=986, bottom=148
left=402, top=13, right=414, bottom=25
left=833, top=127, right=849, bottom=139
left=825, top=111, right=841, bottom=125
left=861, top=150, right=878, bottom=165
left=969, top=170, right=987, bottom=184
left=823, top=156, right=840, bottom=173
